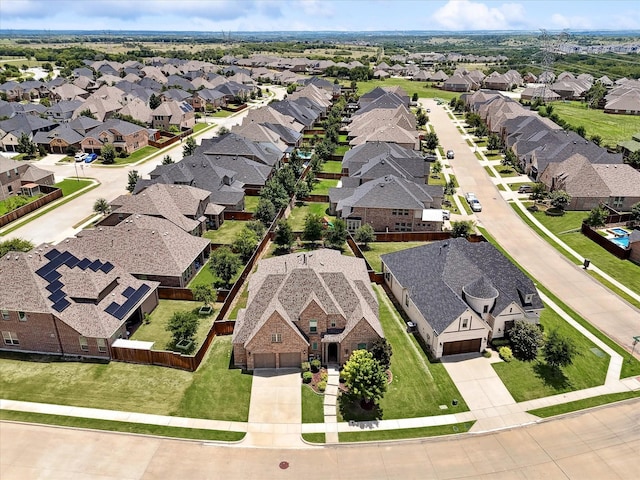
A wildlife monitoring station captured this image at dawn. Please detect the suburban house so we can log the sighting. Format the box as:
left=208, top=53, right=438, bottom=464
left=539, top=154, right=640, bottom=211
left=0, top=155, right=55, bottom=200
left=329, top=175, right=444, bottom=233
left=81, top=118, right=150, bottom=155
left=381, top=239, right=543, bottom=358
left=65, top=215, right=210, bottom=288
left=232, top=249, right=384, bottom=369
left=103, top=183, right=225, bottom=234
left=0, top=114, right=57, bottom=152
left=0, top=245, right=159, bottom=359
left=151, top=100, right=196, bottom=131
left=33, top=123, right=85, bottom=154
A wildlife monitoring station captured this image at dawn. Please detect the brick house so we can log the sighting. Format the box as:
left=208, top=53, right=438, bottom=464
left=232, top=249, right=384, bottom=369
left=381, top=239, right=543, bottom=359
left=0, top=246, right=159, bottom=359
left=0, top=155, right=55, bottom=201
left=81, top=119, right=150, bottom=155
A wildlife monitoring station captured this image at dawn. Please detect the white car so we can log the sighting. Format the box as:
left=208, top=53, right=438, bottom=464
left=465, top=192, right=477, bottom=204
left=74, top=152, right=87, bottom=162
left=442, top=209, right=451, bottom=220
left=470, top=199, right=482, bottom=212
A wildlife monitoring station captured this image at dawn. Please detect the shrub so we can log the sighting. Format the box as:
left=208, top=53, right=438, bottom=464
left=320, top=371, right=328, bottom=382
left=491, top=338, right=510, bottom=348
left=301, top=361, right=310, bottom=373
left=339, top=370, right=346, bottom=383
left=509, top=320, right=544, bottom=361
left=482, top=349, right=492, bottom=358
left=310, top=359, right=321, bottom=373
left=302, top=371, right=313, bottom=384
left=499, top=346, right=513, bottom=362
left=317, top=381, right=327, bottom=392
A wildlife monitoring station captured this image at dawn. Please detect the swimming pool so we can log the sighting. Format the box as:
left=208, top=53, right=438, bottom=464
left=609, top=227, right=629, bottom=236
left=610, top=236, right=629, bottom=248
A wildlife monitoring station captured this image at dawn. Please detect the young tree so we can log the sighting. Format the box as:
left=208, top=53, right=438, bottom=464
left=217, top=126, right=230, bottom=136
left=245, top=220, right=266, bottom=239
left=342, top=349, right=387, bottom=409
left=416, top=109, right=428, bottom=128
left=126, top=170, right=140, bottom=193
left=79, top=108, right=96, bottom=119
left=161, top=154, right=174, bottom=165
left=294, top=181, right=310, bottom=201
left=261, top=178, right=289, bottom=210
left=475, top=123, right=488, bottom=138
left=544, top=329, right=579, bottom=368
left=549, top=190, right=571, bottom=211
left=192, top=284, right=214, bottom=307
left=508, top=320, right=544, bottom=361
left=273, top=219, right=295, bottom=252
left=625, top=150, right=640, bottom=169
left=370, top=338, right=393, bottom=370
left=584, top=205, right=607, bottom=228
left=17, top=133, right=37, bottom=158
left=231, top=228, right=258, bottom=263
left=444, top=177, right=456, bottom=196
left=93, top=197, right=110, bottom=215
left=182, top=136, right=197, bottom=158
left=149, top=93, right=161, bottom=110
left=100, top=143, right=116, bottom=164
left=487, top=133, right=502, bottom=152
left=0, top=238, right=33, bottom=257
left=302, top=213, right=324, bottom=246
left=423, top=132, right=439, bottom=151
left=166, top=311, right=199, bottom=350
left=411, top=92, right=418, bottom=102
left=450, top=220, right=474, bottom=238
left=502, top=149, right=518, bottom=168
left=255, top=197, right=276, bottom=226
left=354, top=223, right=375, bottom=249
left=324, top=218, right=348, bottom=250
left=531, top=182, right=547, bottom=200
left=209, top=246, right=241, bottom=288
left=430, top=160, right=442, bottom=178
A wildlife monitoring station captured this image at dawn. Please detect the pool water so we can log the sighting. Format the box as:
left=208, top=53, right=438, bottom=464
left=610, top=227, right=629, bottom=236
left=611, top=236, right=629, bottom=248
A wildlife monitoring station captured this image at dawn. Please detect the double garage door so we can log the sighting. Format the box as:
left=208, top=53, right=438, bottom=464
left=442, top=338, right=482, bottom=356
left=253, top=352, right=300, bottom=369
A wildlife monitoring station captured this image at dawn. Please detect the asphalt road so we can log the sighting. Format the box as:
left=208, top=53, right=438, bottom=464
left=1, top=398, right=637, bottom=479
left=4, top=86, right=286, bottom=246
left=423, top=98, right=640, bottom=355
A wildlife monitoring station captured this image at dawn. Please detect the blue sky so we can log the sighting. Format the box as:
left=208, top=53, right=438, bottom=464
left=1, top=0, right=639, bottom=32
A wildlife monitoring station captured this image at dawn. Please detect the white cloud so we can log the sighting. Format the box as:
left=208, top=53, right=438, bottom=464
left=432, top=0, right=527, bottom=30
left=550, top=13, right=592, bottom=29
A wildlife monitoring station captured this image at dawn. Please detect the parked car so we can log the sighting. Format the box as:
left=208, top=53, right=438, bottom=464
left=74, top=153, right=87, bottom=162
left=426, top=108, right=431, bottom=113
left=442, top=209, right=451, bottom=220
left=518, top=185, right=534, bottom=193
left=470, top=199, right=482, bottom=212
left=446, top=150, right=455, bottom=159
left=84, top=153, right=97, bottom=163
left=465, top=192, right=477, bottom=204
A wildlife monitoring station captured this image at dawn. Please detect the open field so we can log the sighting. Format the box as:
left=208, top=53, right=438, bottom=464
left=354, top=78, right=458, bottom=101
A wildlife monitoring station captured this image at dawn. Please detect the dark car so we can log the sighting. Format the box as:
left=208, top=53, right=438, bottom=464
left=518, top=185, right=534, bottom=194
left=84, top=153, right=98, bottom=163
left=446, top=150, right=455, bottom=159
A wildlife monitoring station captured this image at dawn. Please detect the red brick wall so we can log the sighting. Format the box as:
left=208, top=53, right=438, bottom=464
left=349, top=207, right=440, bottom=232
left=339, top=318, right=382, bottom=364
left=243, top=311, right=308, bottom=369
left=0, top=310, right=63, bottom=354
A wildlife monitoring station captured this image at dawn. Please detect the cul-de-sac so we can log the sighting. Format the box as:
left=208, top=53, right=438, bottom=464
left=0, top=1, right=639, bottom=478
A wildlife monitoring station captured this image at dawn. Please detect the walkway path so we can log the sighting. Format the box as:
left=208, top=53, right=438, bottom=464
left=323, top=367, right=340, bottom=443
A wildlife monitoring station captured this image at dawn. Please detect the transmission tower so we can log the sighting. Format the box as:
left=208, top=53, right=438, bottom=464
left=538, top=29, right=570, bottom=102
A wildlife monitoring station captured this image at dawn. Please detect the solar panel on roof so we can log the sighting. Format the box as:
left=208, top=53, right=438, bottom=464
left=43, top=269, right=61, bottom=283
left=104, top=302, right=120, bottom=316
left=122, top=286, right=135, bottom=298
left=138, top=284, right=151, bottom=295
left=100, top=261, right=114, bottom=273
left=77, top=258, right=91, bottom=270
left=88, top=260, right=102, bottom=271
left=44, top=249, right=60, bottom=260
left=48, top=290, right=66, bottom=304
left=64, top=254, right=80, bottom=268
left=52, top=298, right=70, bottom=313
left=113, top=304, right=129, bottom=320
left=35, top=265, right=53, bottom=279
left=46, top=280, right=63, bottom=293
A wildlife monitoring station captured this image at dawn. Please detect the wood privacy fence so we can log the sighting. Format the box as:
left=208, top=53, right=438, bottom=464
left=581, top=223, right=630, bottom=260
left=0, top=186, right=62, bottom=228
left=316, top=172, right=345, bottom=180
left=148, top=129, right=193, bottom=149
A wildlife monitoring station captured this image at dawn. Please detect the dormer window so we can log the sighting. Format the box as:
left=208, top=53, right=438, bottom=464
left=524, top=294, right=533, bottom=304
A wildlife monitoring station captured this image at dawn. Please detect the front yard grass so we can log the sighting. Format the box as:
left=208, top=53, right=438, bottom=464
left=428, top=174, right=446, bottom=186
left=301, top=385, right=324, bottom=423
left=110, top=146, right=159, bottom=165
left=527, top=391, right=640, bottom=418
left=129, top=300, right=218, bottom=351
left=339, top=421, right=475, bottom=443
left=321, top=160, right=343, bottom=173
left=54, top=178, right=93, bottom=196
left=203, top=220, right=247, bottom=244
left=310, top=178, right=338, bottom=196
left=302, top=433, right=326, bottom=443
left=458, top=196, right=472, bottom=215
left=338, top=286, right=468, bottom=422
left=492, top=303, right=610, bottom=402
left=361, top=241, right=428, bottom=272
left=287, top=202, right=333, bottom=231
left=483, top=166, right=496, bottom=178
left=0, top=410, right=245, bottom=442
left=496, top=166, right=519, bottom=177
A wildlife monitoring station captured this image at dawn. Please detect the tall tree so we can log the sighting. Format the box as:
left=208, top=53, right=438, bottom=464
left=209, top=246, right=241, bottom=288
left=126, top=170, right=140, bottom=193
left=370, top=338, right=393, bottom=370
left=509, top=320, right=544, bottom=361
left=149, top=93, right=161, bottom=110
left=342, top=349, right=387, bottom=409
left=231, top=228, right=258, bottom=263
left=324, top=218, right=348, bottom=250
left=0, top=238, right=33, bottom=257
left=302, top=213, right=324, bottom=246
left=451, top=220, right=474, bottom=238
left=100, top=143, right=116, bottom=164
left=182, top=136, right=197, bottom=158
left=93, top=197, right=110, bottom=215
left=192, top=284, right=214, bottom=307
left=161, top=154, right=174, bottom=165
left=354, top=224, right=375, bottom=249
left=255, top=197, right=276, bottom=227
left=544, top=329, right=579, bottom=369
left=273, top=219, right=295, bottom=252
left=584, top=206, right=607, bottom=228
left=423, top=132, right=439, bottom=151
left=17, top=133, right=37, bottom=158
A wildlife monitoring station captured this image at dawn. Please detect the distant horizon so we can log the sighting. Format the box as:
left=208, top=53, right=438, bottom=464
left=2, top=1, right=639, bottom=33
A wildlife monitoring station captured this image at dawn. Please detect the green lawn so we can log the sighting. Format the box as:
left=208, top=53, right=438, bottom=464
left=288, top=202, right=333, bottom=231
left=54, top=178, right=93, bottom=196
left=444, top=195, right=460, bottom=215
left=203, top=220, right=247, bottom=244
left=497, top=184, right=506, bottom=191
left=338, top=286, right=468, bottom=422
left=338, top=134, right=348, bottom=143
left=458, top=196, right=473, bottom=215
left=0, top=194, right=42, bottom=215
left=339, top=422, right=475, bottom=443
left=0, top=410, right=245, bottom=442
left=428, top=174, right=446, bottom=186
left=334, top=145, right=350, bottom=156
left=243, top=196, right=259, bottom=213
left=0, top=334, right=250, bottom=423
left=321, top=161, right=343, bottom=174
left=110, top=146, right=159, bottom=165
left=509, top=182, right=534, bottom=191
left=492, top=304, right=610, bottom=402
left=301, top=385, right=325, bottom=423
left=311, top=179, right=338, bottom=196
left=361, top=242, right=428, bottom=272
left=544, top=102, right=640, bottom=148
left=527, top=391, right=640, bottom=418
left=302, top=433, right=326, bottom=443
left=130, top=300, right=217, bottom=352
left=530, top=210, right=640, bottom=298
left=188, top=258, right=243, bottom=289
left=483, top=166, right=496, bottom=178
left=496, top=166, right=519, bottom=178
left=354, top=78, right=457, bottom=101
left=227, top=283, right=249, bottom=319
left=209, top=110, right=233, bottom=118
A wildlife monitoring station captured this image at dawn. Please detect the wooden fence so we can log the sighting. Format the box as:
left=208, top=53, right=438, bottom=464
left=224, top=211, right=254, bottom=221
left=148, top=129, right=193, bottom=149
left=316, top=172, right=345, bottom=180
left=302, top=194, right=330, bottom=203
left=0, top=186, right=62, bottom=228
left=581, top=223, right=630, bottom=260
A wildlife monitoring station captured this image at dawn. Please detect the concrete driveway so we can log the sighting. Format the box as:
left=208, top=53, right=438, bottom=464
left=422, top=98, right=640, bottom=356
left=244, top=368, right=303, bottom=448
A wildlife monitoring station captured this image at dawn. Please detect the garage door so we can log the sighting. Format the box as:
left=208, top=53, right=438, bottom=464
left=442, top=338, right=482, bottom=356
left=253, top=353, right=276, bottom=369
left=279, top=352, right=301, bottom=368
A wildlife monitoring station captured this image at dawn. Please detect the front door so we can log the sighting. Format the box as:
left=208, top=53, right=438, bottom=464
left=328, top=343, right=338, bottom=363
